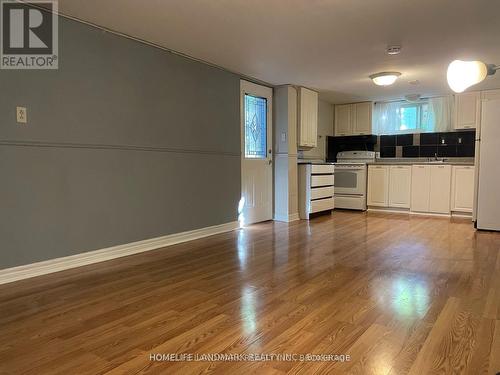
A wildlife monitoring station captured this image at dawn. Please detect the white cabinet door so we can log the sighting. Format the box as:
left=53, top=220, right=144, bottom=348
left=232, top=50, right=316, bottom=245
left=451, top=166, right=475, bottom=212
left=298, top=87, right=318, bottom=148
left=367, top=166, right=389, bottom=207
left=454, top=91, right=480, bottom=130
left=389, top=166, right=412, bottom=208
left=429, top=165, right=452, bottom=214
left=335, top=104, right=351, bottom=136
left=411, top=165, right=431, bottom=212
left=352, top=102, right=372, bottom=135
left=482, top=89, right=500, bottom=101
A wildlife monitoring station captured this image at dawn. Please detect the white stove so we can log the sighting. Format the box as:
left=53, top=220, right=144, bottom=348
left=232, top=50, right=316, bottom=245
left=334, top=151, right=377, bottom=210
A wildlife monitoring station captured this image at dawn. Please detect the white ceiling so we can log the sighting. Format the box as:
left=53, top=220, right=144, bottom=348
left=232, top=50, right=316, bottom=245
left=58, top=0, right=500, bottom=103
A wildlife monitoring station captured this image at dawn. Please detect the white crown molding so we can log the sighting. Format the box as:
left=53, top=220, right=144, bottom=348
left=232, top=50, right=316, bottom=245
left=0, top=221, right=239, bottom=285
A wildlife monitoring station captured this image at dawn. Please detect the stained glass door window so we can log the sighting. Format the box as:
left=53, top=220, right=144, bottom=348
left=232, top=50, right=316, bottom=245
left=244, top=94, right=267, bottom=159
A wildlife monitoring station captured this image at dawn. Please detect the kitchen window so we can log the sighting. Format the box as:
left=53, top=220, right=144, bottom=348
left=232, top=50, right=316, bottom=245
left=373, top=96, right=453, bottom=135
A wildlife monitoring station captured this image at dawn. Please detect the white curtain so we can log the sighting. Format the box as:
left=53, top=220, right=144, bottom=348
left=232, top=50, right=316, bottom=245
left=373, top=101, right=404, bottom=135
left=426, top=95, right=454, bottom=132
left=373, top=96, right=454, bottom=135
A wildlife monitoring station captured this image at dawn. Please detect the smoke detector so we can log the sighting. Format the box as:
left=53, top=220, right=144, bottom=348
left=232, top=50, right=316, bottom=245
left=386, top=45, right=402, bottom=55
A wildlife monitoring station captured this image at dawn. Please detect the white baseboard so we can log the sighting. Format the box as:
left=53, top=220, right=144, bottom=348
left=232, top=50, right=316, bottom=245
left=0, top=221, right=239, bottom=285
left=274, top=213, right=300, bottom=222
left=367, top=208, right=453, bottom=218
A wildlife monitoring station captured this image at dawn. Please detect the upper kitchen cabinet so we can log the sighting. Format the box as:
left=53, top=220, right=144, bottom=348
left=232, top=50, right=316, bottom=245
left=297, top=87, right=318, bottom=149
left=454, top=91, right=480, bottom=130
left=334, top=104, right=351, bottom=136
left=352, top=102, right=373, bottom=135
left=335, top=101, right=373, bottom=136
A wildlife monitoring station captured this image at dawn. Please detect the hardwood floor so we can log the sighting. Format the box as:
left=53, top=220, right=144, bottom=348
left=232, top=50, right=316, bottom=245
left=1, top=211, right=499, bottom=374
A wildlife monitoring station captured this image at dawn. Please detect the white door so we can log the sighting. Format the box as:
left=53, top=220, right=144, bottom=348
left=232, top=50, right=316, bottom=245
left=454, top=91, right=480, bottom=129
left=367, top=165, right=389, bottom=207
left=335, top=105, right=351, bottom=136
left=240, top=80, right=273, bottom=226
left=429, top=165, right=452, bottom=214
left=411, top=165, right=431, bottom=212
left=389, top=165, right=412, bottom=208
left=451, top=166, right=474, bottom=212
left=352, top=102, right=372, bottom=135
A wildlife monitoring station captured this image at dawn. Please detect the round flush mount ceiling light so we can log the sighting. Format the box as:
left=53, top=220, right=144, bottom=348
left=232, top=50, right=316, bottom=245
left=369, top=72, right=401, bottom=86
left=447, top=60, right=498, bottom=93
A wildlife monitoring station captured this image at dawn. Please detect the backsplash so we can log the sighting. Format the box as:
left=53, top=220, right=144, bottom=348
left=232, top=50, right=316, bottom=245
left=378, top=130, right=475, bottom=158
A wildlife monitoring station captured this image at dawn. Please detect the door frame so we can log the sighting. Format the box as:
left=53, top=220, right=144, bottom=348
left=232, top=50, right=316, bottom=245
left=240, top=80, right=273, bottom=226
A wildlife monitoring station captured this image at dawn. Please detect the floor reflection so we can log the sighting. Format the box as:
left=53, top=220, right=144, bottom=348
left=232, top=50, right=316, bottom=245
left=237, top=229, right=248, bottom=270
left=373, top=275, right=430, bottom=319
left=390, top=276, right=429, bottom=318
left=240, top=285, right=257, bottom=335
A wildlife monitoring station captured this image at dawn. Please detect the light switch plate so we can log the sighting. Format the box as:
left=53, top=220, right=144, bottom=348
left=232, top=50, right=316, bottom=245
left=16, top=106, right=27, bottom=124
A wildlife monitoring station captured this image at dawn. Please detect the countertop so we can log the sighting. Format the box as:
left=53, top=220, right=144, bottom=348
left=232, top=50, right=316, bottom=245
left=297, top=160, right=335, bottom=165
left=367, top=157, right=475, bottom=166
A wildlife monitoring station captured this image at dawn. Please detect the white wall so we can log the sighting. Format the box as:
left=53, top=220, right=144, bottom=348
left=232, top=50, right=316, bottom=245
left=298, top=99, right=334, bottom=160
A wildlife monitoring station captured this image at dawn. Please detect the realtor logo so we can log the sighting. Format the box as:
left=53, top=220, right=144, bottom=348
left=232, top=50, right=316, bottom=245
left=1, top=0, right=58, bottom=69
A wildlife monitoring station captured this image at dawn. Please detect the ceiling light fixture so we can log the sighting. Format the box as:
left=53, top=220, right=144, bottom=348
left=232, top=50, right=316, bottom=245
left=447, top=60, right=498, bottom=93
left=369, top=72, right=401, bottom=86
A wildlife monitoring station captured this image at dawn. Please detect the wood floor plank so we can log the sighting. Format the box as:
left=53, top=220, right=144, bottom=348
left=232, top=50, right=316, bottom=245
left=0, top=211, right=499, bottom=374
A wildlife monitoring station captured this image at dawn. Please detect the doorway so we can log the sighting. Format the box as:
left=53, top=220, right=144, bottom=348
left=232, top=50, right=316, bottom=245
left=239, top=80, right=273, bottom=226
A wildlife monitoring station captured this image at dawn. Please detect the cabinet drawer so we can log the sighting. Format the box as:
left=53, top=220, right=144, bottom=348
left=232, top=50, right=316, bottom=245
left=311, top=197, right=334, bottom=213
left=311, top=186, right=334, bottom=200
left=311, top=164, right=334, bottom=174
left=311, top=175, right=334, bottom=187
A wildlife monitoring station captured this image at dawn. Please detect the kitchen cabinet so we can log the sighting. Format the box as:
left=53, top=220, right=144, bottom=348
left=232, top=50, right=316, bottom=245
left=451, top=166, right=475, bottom=212
left=335, top=102, right=373, bottom=136
left=297, top=87, right=318, bottom=148
left=429, top=165, right=452, bottom=213
left=411, top=165, right=451, bottom=214
left=334, top=104, right=351, bottom=136
left=298, top=164, right=335, bottom=219
left=352, top=102, right=373, bottom=135
left=389, top=166, right=412, bottom=208
left=410, top=165, right=431, bottom=212
left=454, top=91, right=480, bottom=130
left=367, top=165, right=389, bottom=207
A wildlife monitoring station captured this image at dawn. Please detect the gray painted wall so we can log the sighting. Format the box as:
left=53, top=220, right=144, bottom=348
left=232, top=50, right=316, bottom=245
left=0, top=14, right=240, bottom=269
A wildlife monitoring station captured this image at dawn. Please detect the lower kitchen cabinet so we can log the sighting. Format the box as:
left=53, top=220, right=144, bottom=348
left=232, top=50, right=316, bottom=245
left=388, top=166, right=412, bottom=208
left=410, top=165, right=431, bottom=212
left=367, top=165, right=389, bottom=207
left=369, top=164, right=472, bottom=215
left=411, top=165, right=452, bottom=214
left=451, top=166, right=475, bottom=212
left=429, top=165, right=452, bottom=213
left=298, top=164, right=335, bottom=219
left=368, top=165, right=411, bottom=208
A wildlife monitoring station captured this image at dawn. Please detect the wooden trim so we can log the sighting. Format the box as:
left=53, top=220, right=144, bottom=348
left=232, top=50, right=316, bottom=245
left=0, top=221, right=239, bottom=285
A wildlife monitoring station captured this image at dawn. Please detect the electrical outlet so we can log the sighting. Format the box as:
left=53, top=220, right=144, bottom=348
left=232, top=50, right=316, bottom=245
left=281, top=132, right=287, bottom=142
left=16, top=107, right=27, bottom=124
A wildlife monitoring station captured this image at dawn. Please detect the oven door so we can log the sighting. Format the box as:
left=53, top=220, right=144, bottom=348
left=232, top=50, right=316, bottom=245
left=334, top=166, right=366, bottom=195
